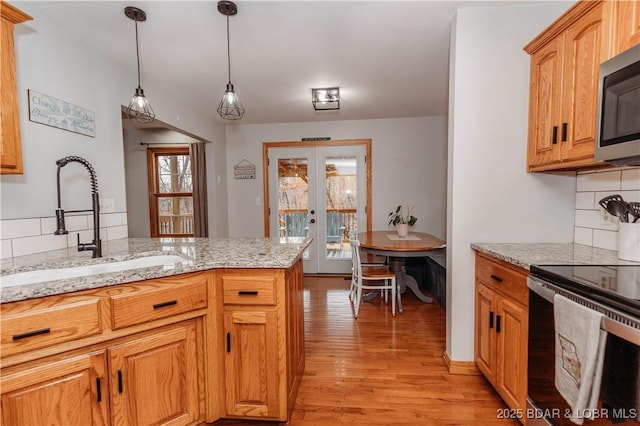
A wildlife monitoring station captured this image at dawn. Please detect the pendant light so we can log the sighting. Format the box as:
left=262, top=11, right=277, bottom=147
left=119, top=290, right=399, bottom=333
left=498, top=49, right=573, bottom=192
left=217, top=1, right=245, bottom=120
left=124, top=6, right=155, bottom=123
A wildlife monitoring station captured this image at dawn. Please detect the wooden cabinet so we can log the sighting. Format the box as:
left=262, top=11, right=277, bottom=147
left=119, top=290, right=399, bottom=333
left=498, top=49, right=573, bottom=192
left=607, top=0, right=640, bottom=56
left=1, top=350, right=109, bottom=426
left=108, top=322, right=201, bottom=426
left=525, top=1, right=610, bottom=172
left=475, top=253, right=528, bottom=419
left=219, top=258, right=304, bottom=422
left=0, top=272, right=209, bottom=426
left=0, top=2, right=31, bottom=174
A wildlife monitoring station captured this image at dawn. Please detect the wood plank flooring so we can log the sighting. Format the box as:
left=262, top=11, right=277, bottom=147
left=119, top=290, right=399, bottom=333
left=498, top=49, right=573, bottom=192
left=214, top=275, right=518, bottom=426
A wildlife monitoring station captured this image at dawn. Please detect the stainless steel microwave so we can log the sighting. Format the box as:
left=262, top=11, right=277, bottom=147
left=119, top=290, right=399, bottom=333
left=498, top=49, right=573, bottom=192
left=595, top=43, right=640, bottom=166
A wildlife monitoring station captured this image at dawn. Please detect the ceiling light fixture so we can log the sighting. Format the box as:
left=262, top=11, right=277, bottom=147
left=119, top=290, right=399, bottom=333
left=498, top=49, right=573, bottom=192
left=124, top=6, right=155, bottom=123
left=312, top=87, right=340, bottom=110
left=217, top=1, right=245, bottom=120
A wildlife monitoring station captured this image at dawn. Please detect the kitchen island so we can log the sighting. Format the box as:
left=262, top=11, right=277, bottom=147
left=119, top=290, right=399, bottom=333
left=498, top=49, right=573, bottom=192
left=0, top=237, right=310, bottom=425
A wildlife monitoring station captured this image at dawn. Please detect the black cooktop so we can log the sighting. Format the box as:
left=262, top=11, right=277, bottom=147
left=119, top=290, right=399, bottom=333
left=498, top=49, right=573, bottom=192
left=530, top=264, right=640, bottom=317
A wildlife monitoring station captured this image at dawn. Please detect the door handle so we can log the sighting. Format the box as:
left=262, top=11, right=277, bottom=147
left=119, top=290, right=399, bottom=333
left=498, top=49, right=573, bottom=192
left=561, top=122, right=567, bottom=142
left=489, top=311, right=494, bottom=329
left=552, top=126, right=558, bottom=144
left=496, top=315, right=502, bottom=333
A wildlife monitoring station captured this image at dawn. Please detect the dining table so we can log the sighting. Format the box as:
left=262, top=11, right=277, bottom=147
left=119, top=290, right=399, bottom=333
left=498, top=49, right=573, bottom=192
left=357, top=231, right=446, bottom=313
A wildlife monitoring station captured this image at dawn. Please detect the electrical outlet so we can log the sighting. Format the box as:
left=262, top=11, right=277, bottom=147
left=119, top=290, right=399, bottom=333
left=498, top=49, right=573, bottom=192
left=99, top=198, right=115, bottom=213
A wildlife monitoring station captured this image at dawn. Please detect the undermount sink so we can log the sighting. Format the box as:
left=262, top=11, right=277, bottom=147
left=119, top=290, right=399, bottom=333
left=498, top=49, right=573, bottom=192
left=1, top=255, right=188, bottom=287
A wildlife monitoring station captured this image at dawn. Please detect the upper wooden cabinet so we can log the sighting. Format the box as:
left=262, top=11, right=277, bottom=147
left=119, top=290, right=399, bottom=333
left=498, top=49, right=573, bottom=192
left=0, top=2, right=31, bottom=174
left=525, top=1, right=611, bottom=172
left=525, top=0, right=640, bottom=172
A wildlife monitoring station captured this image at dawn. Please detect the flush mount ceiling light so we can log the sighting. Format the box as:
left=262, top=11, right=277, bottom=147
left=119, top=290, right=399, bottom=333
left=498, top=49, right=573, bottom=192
left=124, top=6, right=155, bottom=123
left=217, top=0, right=245, bottom=120
left=312, top=87, right=340, bottom=111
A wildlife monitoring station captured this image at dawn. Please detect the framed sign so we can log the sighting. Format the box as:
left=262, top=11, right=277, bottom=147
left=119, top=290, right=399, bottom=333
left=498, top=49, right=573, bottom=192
left=28, top=90, right=96, bottom=137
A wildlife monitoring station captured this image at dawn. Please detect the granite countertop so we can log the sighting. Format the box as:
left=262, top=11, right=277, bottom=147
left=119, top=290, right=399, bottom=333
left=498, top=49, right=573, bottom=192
left=471, top=242, right=640, bottom=270
left=1, top=237, right=312, bottom=303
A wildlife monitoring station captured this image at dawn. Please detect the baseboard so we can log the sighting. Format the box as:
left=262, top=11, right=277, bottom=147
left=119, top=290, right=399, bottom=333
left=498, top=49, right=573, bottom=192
left=443, top=351, right=481, bottom=375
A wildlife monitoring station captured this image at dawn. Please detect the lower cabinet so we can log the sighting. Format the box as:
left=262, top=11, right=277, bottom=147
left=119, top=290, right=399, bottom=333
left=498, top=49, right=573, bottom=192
left=0, top=321, right=201, bottom=426
left=109, top=322, right=200, bottom=426
left=1, top=350, right=109, bottom=426
left=475, top=253, right=528, bottom=422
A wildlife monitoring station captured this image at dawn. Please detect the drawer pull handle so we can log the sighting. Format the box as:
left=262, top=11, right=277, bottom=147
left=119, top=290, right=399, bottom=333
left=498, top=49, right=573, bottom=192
left=490, top=274, right=503, bottom=283
left=96, top=378, right=102, bottom=402
left=489, top=311, right=494, bottom=329
left=118, top=370, right=123, bottom=394
left=226, top=332, right=231, bottom=353
left=496, top=315, right=502, bottom=333
left=238, top=291, right=259, bottom=296
left=153, top=300, right=177, bottom=309
left=12, top=327, right=51, bottom=341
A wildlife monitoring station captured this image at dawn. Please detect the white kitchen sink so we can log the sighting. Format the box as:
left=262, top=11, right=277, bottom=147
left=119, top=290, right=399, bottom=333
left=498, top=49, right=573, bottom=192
left=1, top=255, right=188, bottom=287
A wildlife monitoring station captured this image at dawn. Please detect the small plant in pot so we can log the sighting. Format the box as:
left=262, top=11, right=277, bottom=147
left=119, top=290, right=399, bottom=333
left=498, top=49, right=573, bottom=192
left=388, top=205, right=418, bottom=237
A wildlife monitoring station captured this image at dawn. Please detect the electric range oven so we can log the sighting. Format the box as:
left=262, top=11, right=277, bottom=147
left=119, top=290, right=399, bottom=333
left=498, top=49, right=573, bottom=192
left=527, top=265, right=640, bottom=425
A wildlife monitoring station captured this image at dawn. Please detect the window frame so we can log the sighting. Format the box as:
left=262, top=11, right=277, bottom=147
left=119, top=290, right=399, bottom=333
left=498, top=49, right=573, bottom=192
left=146, top=146, right=194, bottom=237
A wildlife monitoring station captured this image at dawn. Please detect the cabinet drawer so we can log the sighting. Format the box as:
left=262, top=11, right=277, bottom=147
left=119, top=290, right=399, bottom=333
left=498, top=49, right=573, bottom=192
left=475, top=254, right=528, bottom=305
left=222, top=276, right=277, bottom=305
left=110, top=276, right=208, bottom=329
left=1, top=297, right=101, bottom=357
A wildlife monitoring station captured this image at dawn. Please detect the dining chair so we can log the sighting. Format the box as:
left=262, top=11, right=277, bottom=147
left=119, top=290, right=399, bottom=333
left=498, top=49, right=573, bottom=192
left=349, top=236, right=397, bottom=318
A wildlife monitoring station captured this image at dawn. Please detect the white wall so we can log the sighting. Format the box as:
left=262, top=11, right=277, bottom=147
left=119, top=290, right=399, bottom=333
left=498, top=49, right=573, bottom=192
left=446, top=2, right=576, bottom=362
left=224, top=117, right=448, bottom=239
left=0, top=5, right=228, bottom=247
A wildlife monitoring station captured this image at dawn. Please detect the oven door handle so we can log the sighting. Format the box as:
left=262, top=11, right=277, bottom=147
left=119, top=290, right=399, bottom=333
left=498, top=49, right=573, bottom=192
left=527, top=276, right=556, bottom=304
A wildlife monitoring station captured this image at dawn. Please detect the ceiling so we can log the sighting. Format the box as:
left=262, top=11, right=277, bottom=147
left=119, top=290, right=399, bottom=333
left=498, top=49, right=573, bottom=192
left=17, top=0, right=513, bottom=126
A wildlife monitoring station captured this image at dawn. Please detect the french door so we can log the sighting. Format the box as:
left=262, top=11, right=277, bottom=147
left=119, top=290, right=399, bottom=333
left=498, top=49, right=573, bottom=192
left=266, top=143, right=368, bottom=274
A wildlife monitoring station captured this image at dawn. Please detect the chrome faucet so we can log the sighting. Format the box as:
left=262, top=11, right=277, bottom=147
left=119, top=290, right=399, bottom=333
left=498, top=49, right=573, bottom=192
left=54, top=156, right=102, bottom=258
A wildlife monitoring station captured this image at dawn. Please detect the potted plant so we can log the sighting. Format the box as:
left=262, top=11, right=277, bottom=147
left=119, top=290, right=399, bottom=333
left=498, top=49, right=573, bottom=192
left=388, top=205, right=418, bottom=237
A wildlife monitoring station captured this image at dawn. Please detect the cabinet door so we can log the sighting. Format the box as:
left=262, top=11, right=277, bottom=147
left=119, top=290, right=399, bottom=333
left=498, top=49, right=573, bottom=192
left=224, top=310, right=280, bottom=418
left=560, top=4, right=606, bottom=164
left=495, top=297, right=528, bottom=412
left=611, top=0, right=640, bottom=56
left=475, top=283, right=497, bottom=383
left=527, top=35, right=564, bottom=169
left=109, top=322, right=200, bottom=426
left=1, top=350, right=108, bottom=426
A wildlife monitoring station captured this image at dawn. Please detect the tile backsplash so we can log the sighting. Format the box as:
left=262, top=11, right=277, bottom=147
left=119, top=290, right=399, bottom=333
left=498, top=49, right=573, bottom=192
left=574, top=167, right=640, bottom=251
left=0, top=212, right=128, bottom=259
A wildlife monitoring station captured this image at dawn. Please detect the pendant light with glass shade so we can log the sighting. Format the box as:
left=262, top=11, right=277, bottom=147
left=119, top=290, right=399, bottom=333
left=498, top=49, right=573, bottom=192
left=217, top=1, right=245, bottom=120
left=124, top=6, right=155, bottom=123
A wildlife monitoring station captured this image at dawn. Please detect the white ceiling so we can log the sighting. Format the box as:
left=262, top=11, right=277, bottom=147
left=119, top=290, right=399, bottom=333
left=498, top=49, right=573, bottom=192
left=17, top=0, right=515, bottom=126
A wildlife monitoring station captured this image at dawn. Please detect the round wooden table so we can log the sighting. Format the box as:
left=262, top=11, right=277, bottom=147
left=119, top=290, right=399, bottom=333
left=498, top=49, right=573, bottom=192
left=357, top=231, right=445, bottom=312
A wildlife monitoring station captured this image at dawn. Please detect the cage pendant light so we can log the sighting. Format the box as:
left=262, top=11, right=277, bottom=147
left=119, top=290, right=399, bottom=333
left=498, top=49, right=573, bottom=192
left=124, top=6, right=155, bottom=123
left=217, top=1, right=245, bottom=120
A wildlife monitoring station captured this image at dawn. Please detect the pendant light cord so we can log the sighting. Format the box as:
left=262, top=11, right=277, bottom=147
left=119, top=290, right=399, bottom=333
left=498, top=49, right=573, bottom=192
left=226, top=15, right=231, bottom=84
left=135, top=19, right=141, bottom=89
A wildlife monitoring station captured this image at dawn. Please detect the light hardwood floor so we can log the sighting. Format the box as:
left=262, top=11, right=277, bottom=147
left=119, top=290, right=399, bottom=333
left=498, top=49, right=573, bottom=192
left=214, top=275, right=518, bottom=425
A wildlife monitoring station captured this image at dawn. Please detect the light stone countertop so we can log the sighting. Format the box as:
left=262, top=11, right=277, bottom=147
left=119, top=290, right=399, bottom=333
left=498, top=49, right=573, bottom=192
left=471, top=242, right=640, bottom=270
left=1, top=237, right=311, bottom=303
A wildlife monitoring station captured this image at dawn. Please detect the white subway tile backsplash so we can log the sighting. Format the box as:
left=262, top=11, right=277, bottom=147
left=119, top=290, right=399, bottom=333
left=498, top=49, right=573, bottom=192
left=101, top=213, right=123, bottom=227
left=66, top=215, right=89, bottom=231
left=575, top=166, right=640, bottom=251
left=106, top=225, right=128, bottom=240
left=1, top=239, right=13, bottom=259
left=621, top=168, right=640, bottom=190
left=576, top=170, right=621, bottom=192
left=0, top=218, right=41, bottom=239
left=574, top=227, right=593, bottom=246
left=12, top=235, right=67, bottom=257
left=575, top=192, right=594, bottom=209
left=593, top=229, right=618, bottom=251
left=41, top=217, right=58, bottom=234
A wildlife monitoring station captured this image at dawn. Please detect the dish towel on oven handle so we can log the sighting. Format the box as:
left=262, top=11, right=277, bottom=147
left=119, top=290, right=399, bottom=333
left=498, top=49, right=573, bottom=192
left=554, top=294, right=608, bottom=425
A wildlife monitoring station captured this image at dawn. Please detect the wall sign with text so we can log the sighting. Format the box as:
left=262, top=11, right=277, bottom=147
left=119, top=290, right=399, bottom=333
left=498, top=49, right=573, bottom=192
left=28, top=90, right=96, bottom=137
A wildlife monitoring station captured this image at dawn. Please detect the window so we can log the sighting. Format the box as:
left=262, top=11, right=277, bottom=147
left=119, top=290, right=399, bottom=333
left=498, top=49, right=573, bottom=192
left=147, top=147, right=193, bottom=237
